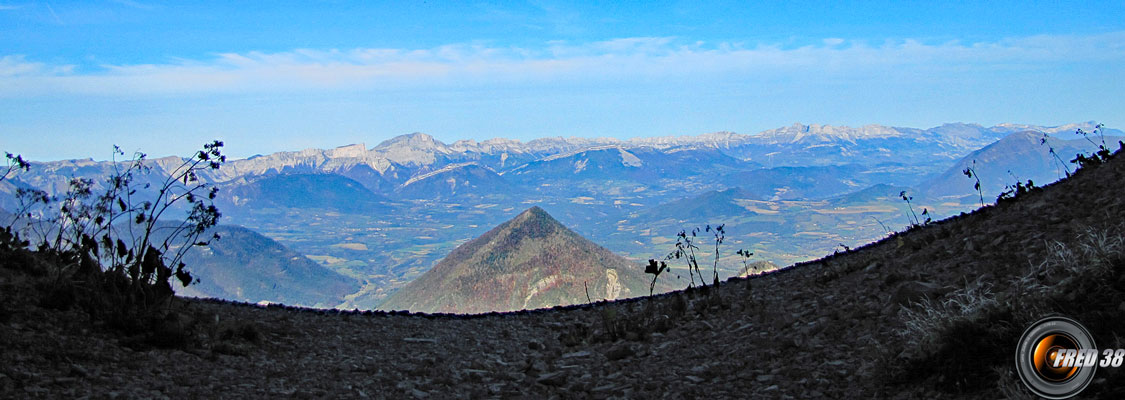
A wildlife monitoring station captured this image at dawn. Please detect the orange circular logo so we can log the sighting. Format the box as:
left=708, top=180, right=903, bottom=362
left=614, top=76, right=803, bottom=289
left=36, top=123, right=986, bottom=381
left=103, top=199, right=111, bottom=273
left=1032, top=333, right=1080, bottom=382
left=1016, top=317, right=1097, bottom=399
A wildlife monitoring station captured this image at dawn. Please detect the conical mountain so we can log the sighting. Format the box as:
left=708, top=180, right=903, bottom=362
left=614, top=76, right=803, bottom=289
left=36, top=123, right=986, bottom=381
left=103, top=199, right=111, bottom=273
left=379, top=206, right=663, bottom=314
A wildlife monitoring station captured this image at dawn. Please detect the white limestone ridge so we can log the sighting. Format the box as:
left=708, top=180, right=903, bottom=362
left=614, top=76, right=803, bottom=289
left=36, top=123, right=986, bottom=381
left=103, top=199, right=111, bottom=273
left=628, top=131, right=749, bottom=149
left=754, top=123, right=906, bottom=144
left=401, top=163, right=485, bottom=187
left=449, top=137, right=526, bottom=154
left=326, top=143, right=367, bottom=158
left=994, top=121, right=1102, bottom=135
left=208, top=142, right=393, bottom=182
left=540, top=145, right=626, bottom=162
left=372, top=132, right=453, bottom=166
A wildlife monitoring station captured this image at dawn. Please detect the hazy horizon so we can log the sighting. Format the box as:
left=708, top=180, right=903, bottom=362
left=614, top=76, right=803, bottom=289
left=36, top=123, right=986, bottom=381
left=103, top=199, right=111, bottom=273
left=9, top=120, right=1108, bottom=163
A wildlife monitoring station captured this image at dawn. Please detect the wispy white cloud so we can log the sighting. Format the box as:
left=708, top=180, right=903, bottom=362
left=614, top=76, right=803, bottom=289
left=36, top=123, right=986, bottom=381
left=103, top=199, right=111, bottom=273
left=2, top=32, right=1124, bottom=97
left=43, top=0, right=60, bottom=24
left=0, top=55, right=74, bottom=76
left=108, top=0, right=154, bottom=10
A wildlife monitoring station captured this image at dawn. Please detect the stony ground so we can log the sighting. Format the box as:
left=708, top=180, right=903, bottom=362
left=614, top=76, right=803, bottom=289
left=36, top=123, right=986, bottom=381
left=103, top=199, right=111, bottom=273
left=3, top=150, right=1125, bottom=399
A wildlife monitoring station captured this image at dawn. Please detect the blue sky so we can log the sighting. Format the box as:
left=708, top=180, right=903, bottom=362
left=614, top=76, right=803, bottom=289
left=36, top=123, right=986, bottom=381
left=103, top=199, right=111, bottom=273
left=2, top=1, right=1124, bottom=160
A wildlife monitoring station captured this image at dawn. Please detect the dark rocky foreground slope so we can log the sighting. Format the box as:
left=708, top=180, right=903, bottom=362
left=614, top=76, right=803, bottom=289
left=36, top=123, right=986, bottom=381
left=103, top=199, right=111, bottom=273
left=2, top=145, right=1125, bottom=398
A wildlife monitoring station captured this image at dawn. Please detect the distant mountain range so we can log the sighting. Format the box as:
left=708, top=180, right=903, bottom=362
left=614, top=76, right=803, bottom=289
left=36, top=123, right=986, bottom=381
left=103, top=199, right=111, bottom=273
left=6, top=122, right=1115, bottom=201
left=379, top=207, right=664, bottom=314
left=2, top=121, right=1119, bottom=310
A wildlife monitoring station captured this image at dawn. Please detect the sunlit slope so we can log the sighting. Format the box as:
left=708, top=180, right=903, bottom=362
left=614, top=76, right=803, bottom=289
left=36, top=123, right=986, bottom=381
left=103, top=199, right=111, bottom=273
left=380, top=206, right=668, bottom=313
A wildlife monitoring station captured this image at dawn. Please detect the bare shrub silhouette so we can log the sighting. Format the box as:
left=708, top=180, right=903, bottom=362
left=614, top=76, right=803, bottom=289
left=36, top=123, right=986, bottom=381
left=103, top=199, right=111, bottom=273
left=961, top=160, right=985, bottom=208
left=644, top=259, right=667, bottom=296
left=736, top=248, right=754, bottom=291
left=1071, top=123, right=1116, bottom=169
left=898, top=190, right=929, bottom=228
left=3, top=141, right=227, bottom=335
left=706, top=224, right=725, bottom=285
left=0, top=153, right=32, bottom=251
left=648, top=223, right=756, bottom=292
left=659, top=227, right=701, bottom=288
left=1040, top=133, right=1072, bottom=179
left=2, top=152, right=30, bottom=182
left=997, top=170, right=1036, bottom=202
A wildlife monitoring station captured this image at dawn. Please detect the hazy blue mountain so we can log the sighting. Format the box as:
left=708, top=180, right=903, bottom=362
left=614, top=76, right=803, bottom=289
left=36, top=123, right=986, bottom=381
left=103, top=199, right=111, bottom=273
left=220, top=173, right=394, bottom=215
left=722, top=164, right=872, bottom=200
left=178, top=225, right=360, bottom=308
left=0, top=207, right=13, bottom=227
left=335, top=163, right=395, bottom=193
left=1, top=156, right=182, bottom=210
left=0, top=179, right=34, bottom=213
left=635, top=147, right=763, bottom=180
left=503, top=146, right=762, bottom=186
left=723, top=122, right=1120, bottom=169
left=826, top=183, right=912, bottom=206
left=395, top=163, right=517, bottom=200
left=504, top=147, right=649, bottom=183
left=923, top=131, right=1117, bottom=200
left=723, top=123, right=979, bottom=168
left=636, top=187, right=766, bottom=222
